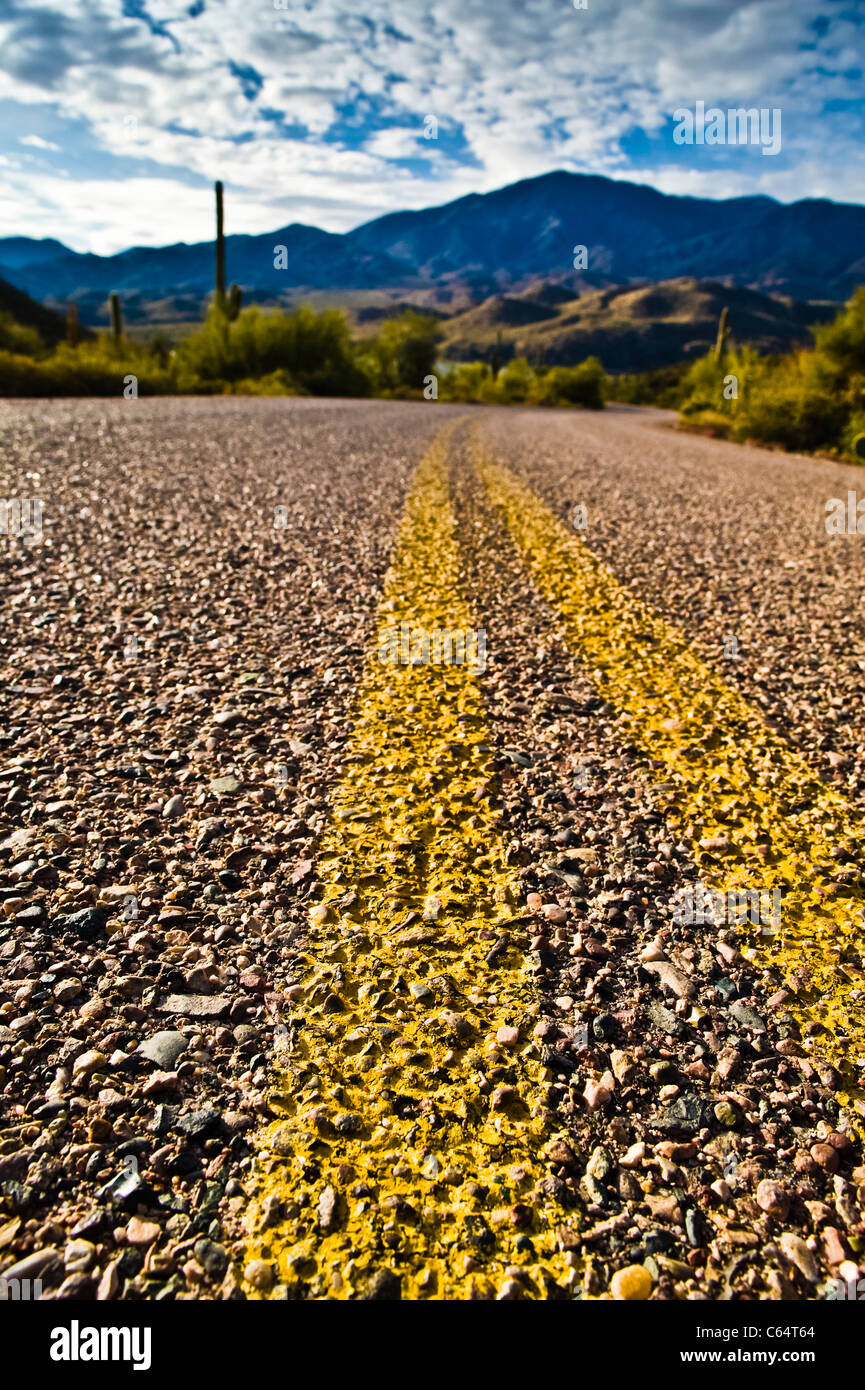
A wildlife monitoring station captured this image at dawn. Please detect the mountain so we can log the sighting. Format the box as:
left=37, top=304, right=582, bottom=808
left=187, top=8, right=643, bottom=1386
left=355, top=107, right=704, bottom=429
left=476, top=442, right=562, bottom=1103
left=0, top=224, right=411, bottom=318
left=1, top=170, right=862, bottom=330
left=0, top=275, right=79, bottom=347
left=0, top=237, right=72, bottom=270
left=346, top=171, right=865, bottom=303
left=439, top=277, right=837, bottom=371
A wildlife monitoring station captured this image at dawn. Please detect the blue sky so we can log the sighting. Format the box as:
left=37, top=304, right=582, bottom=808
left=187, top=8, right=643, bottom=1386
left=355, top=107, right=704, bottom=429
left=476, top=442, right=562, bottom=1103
left=0, top=0, right=862, bottom=254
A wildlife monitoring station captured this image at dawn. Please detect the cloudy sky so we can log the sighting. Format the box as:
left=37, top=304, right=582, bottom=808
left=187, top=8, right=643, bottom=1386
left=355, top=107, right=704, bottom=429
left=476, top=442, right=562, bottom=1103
left=0, top=0, right=862, bottom=254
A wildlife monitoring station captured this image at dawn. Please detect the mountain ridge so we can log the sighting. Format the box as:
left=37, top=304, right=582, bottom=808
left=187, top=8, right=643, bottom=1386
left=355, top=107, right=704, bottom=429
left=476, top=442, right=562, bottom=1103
left=1, top=170, right=862, bottom=327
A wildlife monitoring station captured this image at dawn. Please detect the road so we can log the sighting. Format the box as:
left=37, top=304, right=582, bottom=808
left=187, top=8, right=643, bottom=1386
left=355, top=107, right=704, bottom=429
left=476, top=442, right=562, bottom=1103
left=0, top=396, right=863, bottom=1302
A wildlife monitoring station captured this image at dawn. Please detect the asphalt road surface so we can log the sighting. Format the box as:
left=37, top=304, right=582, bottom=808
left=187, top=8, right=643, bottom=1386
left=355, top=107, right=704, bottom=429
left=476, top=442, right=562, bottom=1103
left=1, top=396, right=864, bottom=1302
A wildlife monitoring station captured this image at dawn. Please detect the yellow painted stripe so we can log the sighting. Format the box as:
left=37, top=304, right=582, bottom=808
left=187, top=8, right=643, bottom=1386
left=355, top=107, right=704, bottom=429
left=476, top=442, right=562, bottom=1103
left=476, top=441, right=865, bottom=1108
left=241, top=427, right=576, bottom=1301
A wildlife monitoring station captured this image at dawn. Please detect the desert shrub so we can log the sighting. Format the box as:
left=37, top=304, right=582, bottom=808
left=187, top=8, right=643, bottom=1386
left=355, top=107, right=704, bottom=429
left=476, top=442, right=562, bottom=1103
left=494, top=356, right=535, bottom=402
left=362, top=311, right=440, bottom=394
left=0, top=342, right=175, bottom=396
left=175, top=304, right=370, bottom=396
left=0, top=312, right=43, bottom=357
left=439, top=361, right=495, bottom=402
left=529, top=357, right=605, bottom=408
left=678, top=289, right=865, bottom=460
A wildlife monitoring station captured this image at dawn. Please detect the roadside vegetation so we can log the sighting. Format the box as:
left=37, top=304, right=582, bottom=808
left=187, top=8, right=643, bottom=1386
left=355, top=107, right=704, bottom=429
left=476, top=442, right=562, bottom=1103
left=672, top=288, right=865, bottom=462
left=0, top=300, right=606, bottom=408
left=0, top=272, right=862, bottom=456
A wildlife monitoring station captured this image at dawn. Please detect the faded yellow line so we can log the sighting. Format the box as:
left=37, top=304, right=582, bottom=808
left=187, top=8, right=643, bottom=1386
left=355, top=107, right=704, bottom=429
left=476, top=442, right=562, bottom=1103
left=240, top=426, right=577, bottom=1301
left=476, top=440, right=865, bottom=1112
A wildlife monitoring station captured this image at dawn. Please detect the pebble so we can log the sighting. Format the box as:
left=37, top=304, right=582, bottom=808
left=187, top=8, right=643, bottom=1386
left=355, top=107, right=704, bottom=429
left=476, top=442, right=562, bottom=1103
left=756, top=1180, right=790, bottom=1220
left=137, top=1031, right=188, bottom=1069
left=126, top=1218, right=161, bottom=1247
left=610, top=1265, right=653, bottom=1300
left=244, top=1259, right=274, bottom=1291
left=72, top=1049, right=108, bottom=1076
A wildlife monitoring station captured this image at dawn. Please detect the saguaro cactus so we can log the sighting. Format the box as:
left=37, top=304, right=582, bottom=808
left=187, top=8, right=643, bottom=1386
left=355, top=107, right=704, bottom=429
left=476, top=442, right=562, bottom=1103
left=713, top=305, right=730, bottom=363
left=227, top=282, right=242, bottom=322
left=215, top=179, right=226, bottom=311
left=110, top=291, right=123, bottom=344
left=66, top=303, right=79, bottom=349
left=490, top=328, right=504, bottom=380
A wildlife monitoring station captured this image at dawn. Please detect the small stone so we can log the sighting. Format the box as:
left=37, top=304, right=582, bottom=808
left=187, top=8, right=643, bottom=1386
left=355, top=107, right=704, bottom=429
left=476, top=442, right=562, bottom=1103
left=209, top=774, right=242, bottom=796
left=142, top=1070, right=179, bottom=1096
left=213, top=709, right=243, bottom=727
left=543, top=904, right=567, bottom=923
left=72, top=1049, right=107, bottom=1076
left=244, top=1259, right=274, bottom=1291
left=611, top=1050, right=637, bottom=1084
left=54, top=977, right=82, bottom=1003
left=496, top=1026, right=519, bottom=1047
left=655, top=1093, right=712, bottom=1135
left=823, top=1227, right=848, bottom=1266
left=714, top=1101, right=740, bottom=1129
left=811, top=1143, right=839, bottom=1173
left=318, top=1185, right=339, bottom=1232
left=126, top=1217, right=161, bottom=1247
left=64, top=1239, right=96, bottom=1272
left=728, top=1001, right=766, bottom=1033
left=193, top=1238, right=229, bottom=1278
left=610, top=1264, right=653, bottom=1300
left=53, top=906, right=108, bottom=941
left=138, top=1030, right=188, bottom=1069
left=491, top=1084, right=519, bottom=1110
left=638, top=942, right=665, bottom=962
left=97, top=1261, right=121, bottom=1300
left=620, top=1142, right=646, bottom=1168
left=584, top=1078, right=612, bottom=1110
left=162, top=795, right=184, bottom=818
left=756, top=1180, right=790, bottom=1220
left=779, top=1232, right=819, bottom=1283
left=586, top=1146, right=613, bottom=1183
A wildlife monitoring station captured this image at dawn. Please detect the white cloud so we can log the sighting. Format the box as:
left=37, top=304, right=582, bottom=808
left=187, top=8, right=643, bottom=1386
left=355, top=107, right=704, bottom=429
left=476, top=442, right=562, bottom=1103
left=0, top=0, right=860, bottom=251
left=19, top=133, right=61, bottom=151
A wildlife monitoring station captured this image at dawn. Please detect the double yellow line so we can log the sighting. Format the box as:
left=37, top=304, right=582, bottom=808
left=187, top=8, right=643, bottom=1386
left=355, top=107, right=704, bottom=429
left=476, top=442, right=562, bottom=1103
left=476, top=442, right=865, bottom=1085
left=242, top=426, right=576, bottom=1300
left=241, top=421, right=865, bottom=1300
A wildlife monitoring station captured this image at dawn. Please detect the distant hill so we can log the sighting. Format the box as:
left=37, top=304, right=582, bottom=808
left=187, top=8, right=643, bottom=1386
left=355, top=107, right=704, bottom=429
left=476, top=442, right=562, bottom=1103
left=0, top=275, right=77, bottom=347
left=1, top=171, right=863, bottom=332
left=439, top=278, right=838, bottom=371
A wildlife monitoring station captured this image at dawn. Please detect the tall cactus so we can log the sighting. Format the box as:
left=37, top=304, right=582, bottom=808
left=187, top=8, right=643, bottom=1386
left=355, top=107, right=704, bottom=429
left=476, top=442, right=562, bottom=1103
left=66, top=303, right=79, bottom=349
left=490, top=327, right=503, bottom=380
left=215, top=179, right=226, bottom=311
left=109, top=291, right=123, bottom=344
left=713, top=305, right=730, bottom=363
left=227, top=282, right=242, bottom=322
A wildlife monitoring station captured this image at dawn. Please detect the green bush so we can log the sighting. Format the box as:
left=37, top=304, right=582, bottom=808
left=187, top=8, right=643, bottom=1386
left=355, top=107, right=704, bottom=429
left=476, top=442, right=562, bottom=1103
left=529, top=358, right=606, bottom=408
left=0, top=342, right=175, bottom=397
left=175, top=304, right=371, bottom=396
left=677, top=290, right=865, bottom=460
left=362, top=311, right=440, bottom=394
left=439, top=361, right=495, bottom=403
left=0, top=312, right=43, bottom=357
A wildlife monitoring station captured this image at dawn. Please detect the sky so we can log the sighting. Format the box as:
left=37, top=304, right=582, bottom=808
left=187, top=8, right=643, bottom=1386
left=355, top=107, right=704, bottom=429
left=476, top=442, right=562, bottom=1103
left=0, top=0, right=862, bottom=255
